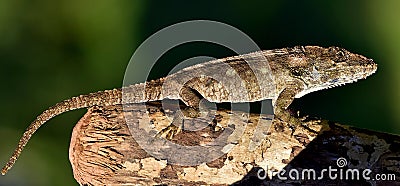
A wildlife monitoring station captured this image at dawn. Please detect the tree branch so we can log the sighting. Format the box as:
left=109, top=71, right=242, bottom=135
left=69, top=103, right=400, bottom=185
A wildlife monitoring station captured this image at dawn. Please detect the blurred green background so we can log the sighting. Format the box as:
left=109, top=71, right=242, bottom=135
left=0, top=0, right=399, bottom=185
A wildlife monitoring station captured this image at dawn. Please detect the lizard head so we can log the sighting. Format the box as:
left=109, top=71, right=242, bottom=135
left=290, top=46, right=377, bottom=98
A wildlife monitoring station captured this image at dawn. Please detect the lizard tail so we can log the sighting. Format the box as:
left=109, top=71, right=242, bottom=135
left=1, top=88, right=122, bottom=175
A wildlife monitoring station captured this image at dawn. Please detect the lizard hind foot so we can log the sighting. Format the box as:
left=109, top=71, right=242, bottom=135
left=155, top=120, right=182, bottom=139
left=156, top=99, right=216, bottom=139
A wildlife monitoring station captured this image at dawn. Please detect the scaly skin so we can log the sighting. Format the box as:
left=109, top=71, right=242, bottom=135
left=1, top=46, right=377, bottom=175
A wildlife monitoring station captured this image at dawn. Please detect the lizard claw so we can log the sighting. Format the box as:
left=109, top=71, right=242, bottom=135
left=155, top=117, right=183, bottom=139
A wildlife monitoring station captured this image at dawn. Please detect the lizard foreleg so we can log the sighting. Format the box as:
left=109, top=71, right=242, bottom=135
left=273, top=80, right=304, bottom=130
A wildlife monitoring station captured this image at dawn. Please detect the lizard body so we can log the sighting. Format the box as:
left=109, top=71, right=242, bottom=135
left=1, top=46, right=377, bottom=175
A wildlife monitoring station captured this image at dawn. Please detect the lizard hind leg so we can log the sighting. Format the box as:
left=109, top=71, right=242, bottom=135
left=156, top=86, right=201, bottom=139
left=156, top=86, right=215, bottom=139
left=179, top=86, right=217, bottom=121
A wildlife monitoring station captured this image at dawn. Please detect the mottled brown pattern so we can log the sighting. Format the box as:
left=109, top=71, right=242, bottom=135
left=223, top=58, right=262, bottom=101
left=206, top=154, right=227, bottom=169
left=2, top=46, right=377, bottom=175
left=70, top=104, right=400, bottom=185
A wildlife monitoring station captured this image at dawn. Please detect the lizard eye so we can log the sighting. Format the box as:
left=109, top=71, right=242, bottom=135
left=328, top=47, right=348, bottom=62
left=334, top=49, right=348, bottom=62
left=290, top=68, right=303, bottom=76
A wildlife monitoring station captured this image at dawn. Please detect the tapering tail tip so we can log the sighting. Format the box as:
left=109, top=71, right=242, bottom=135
left=1, top=154, right=16, bottom=175
left=1, top=168, right=7, bottom=175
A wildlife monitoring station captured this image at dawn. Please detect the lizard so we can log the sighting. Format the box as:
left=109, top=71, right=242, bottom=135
left=1, top=46, right=377, bottom=175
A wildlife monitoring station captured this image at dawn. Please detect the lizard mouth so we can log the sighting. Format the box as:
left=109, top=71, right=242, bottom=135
left=295, top=60, right=377, bottom=98
left=327, top=60, right=377, bottom=88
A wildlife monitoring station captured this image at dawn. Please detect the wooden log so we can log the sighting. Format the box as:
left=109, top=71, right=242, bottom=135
left=69, top=103, right=400, bottom=185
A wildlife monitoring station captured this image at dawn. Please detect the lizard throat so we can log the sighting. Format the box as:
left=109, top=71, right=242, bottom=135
left=295, top=64, right=377, bottom=98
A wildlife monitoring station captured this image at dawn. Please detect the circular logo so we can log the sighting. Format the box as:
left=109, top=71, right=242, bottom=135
left=336, top=157, right=348, bottom=168
left=122, top=20, right=275, bottom=166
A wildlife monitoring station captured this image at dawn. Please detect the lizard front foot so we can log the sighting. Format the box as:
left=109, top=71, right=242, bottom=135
left=275, top=109, right=302, bottom=135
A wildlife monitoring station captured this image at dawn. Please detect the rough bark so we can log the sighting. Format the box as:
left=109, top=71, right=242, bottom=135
left=69, top=102, right=400, bottom=185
